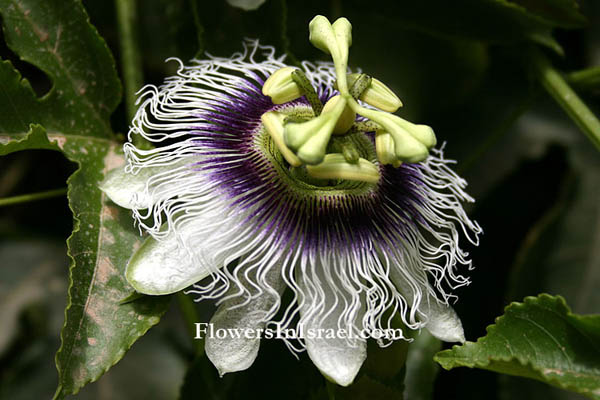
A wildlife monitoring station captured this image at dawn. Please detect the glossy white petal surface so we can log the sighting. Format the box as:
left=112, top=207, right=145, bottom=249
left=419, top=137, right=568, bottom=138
left=297, top=256, right=366, bottom=386
left=206, top=265, right=284, bottom=375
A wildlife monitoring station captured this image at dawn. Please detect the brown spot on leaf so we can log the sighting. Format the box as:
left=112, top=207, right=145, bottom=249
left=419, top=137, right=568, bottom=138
left=101, top=228, right=115, bottom=245
left=101, top=205, right=119, bottom=221
left=85, top=305, right=102, bottom=325
left=104, top=148, right=125, bottom=172
left=48, top=135, right=66, bottom=149
left=96, top=256, right=116, bottom=285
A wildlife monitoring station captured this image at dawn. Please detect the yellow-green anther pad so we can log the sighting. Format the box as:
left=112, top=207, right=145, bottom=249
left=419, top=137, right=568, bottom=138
left=375, top=130, right=397, bottom=165
left=306, top=153, right=380, bottom=183
left=261, top=111, right=303, bottom=167
left=348, top=74, right=403, bottom=112
left=262, top=67, right=303, bottom=104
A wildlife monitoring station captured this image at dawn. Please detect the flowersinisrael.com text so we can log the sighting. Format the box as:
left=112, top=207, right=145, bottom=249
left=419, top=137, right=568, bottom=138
left=194, top=323, right=404, bottom=341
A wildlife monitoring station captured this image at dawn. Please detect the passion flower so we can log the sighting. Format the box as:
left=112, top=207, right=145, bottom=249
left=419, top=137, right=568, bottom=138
left=101, top=15, right=481, bottom=386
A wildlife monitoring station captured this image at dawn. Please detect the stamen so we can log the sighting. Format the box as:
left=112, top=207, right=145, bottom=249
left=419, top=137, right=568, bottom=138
left=262, top=67, right=303, bottom=104
left=347, top=73, right=403, bottom=112
left=261, top=111, right=303, bottom=167
left=306, top=153, right=380, bottom=183
left=375, top=130, right=397, bottom=165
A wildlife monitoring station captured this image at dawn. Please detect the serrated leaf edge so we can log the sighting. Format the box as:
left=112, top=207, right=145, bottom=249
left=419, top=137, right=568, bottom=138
left=434, top=294, right=600, bottom=398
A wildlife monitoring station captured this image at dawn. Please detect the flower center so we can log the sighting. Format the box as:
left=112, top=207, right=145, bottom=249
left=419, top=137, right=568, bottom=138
left=255, top=104, right=379, bottom=195
left=259, top=16, right=438, bottom=185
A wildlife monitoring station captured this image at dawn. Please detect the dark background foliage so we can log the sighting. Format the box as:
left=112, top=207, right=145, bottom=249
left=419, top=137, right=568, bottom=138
left=0, top=0, right=598, bottom=399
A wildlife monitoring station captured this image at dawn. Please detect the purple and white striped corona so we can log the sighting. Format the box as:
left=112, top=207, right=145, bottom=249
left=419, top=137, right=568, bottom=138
left=102, top=16, right=481, bottom=386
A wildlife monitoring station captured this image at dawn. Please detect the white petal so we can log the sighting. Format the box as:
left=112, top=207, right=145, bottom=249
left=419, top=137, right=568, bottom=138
left=420, top=300, right=465, bottom=343
left=126, top=224, right=213, bottom=295
left=100, top=165, right=153, bottom=209
left=389, top=267, right=465, bottom=343
left=101, top=157, right=199, bottom=210
left=206, top=265, right=284, bottom=375
left=297, top=257, right=366, bottom=387
left=306, top=335, right=366, bottom=387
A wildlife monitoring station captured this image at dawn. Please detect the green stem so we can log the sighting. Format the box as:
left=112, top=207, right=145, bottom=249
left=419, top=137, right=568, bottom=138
left=176, top=292, right=205, bottom=357
left=531, top=49, right=600, bottom=151
left=277, top=0, right=300, bottom=67
left=0, top=188, right=67, bottom=207
left=567, top=66, right=600, bottom=91
left=115, top=0, right=150, bottom=148
left=325, top=380, right=337, bottom=400
left=188, top=0, right=205, bottom=57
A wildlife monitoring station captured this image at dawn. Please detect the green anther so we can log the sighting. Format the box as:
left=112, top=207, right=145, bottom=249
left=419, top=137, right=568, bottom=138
left=289, top=165, right=331, bottom=186
left=262, top=111, right=303, bottom=167
left=306, top=153, right=380, bottom=184
left=262, top=67, right=303, bottom=104
left=349, top=73, right=372, bottom=100
left=375, top=130, right=397, bottom=165
left=347, top=73, right=403, bottom=112
left=291, top=69, right=324, bottom=116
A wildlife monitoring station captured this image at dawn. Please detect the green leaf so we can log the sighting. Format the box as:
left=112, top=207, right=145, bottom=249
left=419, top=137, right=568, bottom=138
left=0, top=121, right=58, bottom=154
left=349, top=0, right=568, bottom=54
left=434, top=295, right=600, bottom=399
left=0, top=0, right=121, bottom=138
left=0, top=125, right=171, bottom=398
left=506, top=122, right=600, bottom=314
left=568, top=67, right=600, bottom=92
left=501, top=125, right=600, bottom=399
left=510, top=0, right=587, bottom=28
